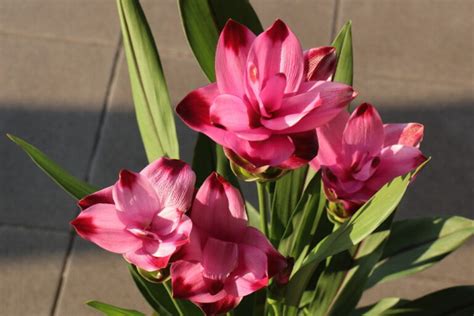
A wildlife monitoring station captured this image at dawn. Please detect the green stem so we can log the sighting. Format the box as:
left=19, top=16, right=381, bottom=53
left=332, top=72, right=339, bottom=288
left=163, top=280, right=183, bottom=316
left=257, top=181, right=269, bottom=237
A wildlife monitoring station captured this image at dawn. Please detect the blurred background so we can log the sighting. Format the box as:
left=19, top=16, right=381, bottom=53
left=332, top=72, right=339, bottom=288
left=1, top=0, right=472, bottom=315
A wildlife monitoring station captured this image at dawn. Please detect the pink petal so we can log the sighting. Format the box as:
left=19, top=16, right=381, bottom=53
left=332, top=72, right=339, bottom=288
left=367, top=144, right=427, bottom=191
left=216, top=20, right=256, bottom=98
left=241, top=227, right=287, bottom=277
left=246, top=19, right=304, bottom=94
left=312, top=110, right=350, bottom=168
left=191, top=173, right=248, bottom=241
left=123, top=248, right=170, bottom=271
left=225, top=244, right=268, bottom=297
left=202, top=237, right=238, bottom=290
left=343, top=103, right=384, bottom=162
left=151, top=206, right=182, bottom=236
left=174, top=224, right=204, bottom=262
left=278, top=130, right=318, bottom=169
left=112, top=170, right=160, bottom=227
left=140, top=158, right=196, bottom=212
left=230, top=135, right=295, bottom=167
left=384, top=123, right=424, bottom=147
left=147, top=215, right=192, bottom=257
left=78, top=185, right=113, bottom=210
left=304, top=46, right=337, bottom=81
left=259, top=73, right=287, bottom=114
left=209, top=94, right=271, bottom=141
left=171, top=261, right=227, bottom=303
left=263, top=81, right=355, bottom=133
left=199, top=295, right=242, bottom=316
left=176, top=83, right=234, bottom=146
left=71, top=203, right=141, bottom=254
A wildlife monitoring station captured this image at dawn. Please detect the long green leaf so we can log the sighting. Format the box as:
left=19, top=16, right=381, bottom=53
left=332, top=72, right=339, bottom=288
left=118, top=0, right=179, bottom=161
left=311, top=216, right=393, bottom=316
left=87, top=301, right=146, bottom=316
left=377, top=286, right=474, bottom=315
left=208, top=0, right=263, bottom=34
left=284, top=160, right=429, bottom=306
left=7, top=134, right=96, bottom=199
left=270, top=167, right=309, bottom=245
left=365, top=216, right=474, bottom=288
left=351, top=297, right=409, bottom=316
left=332, top=21, right=353, bottom=86
left=178, top=0, right=219, bottom=80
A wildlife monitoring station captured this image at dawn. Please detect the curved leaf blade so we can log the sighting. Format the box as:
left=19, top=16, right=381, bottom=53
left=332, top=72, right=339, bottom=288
left=7, top=134, right=96, bottom=199
left=87, top=300, right=146, bottom=316
left=365, top=216, right=474, bottom=288
left=284, top=159, right=429, bottom=306
left=332, top=21, right=353, bottom=86
left=118, top=0, right=179, bottom=161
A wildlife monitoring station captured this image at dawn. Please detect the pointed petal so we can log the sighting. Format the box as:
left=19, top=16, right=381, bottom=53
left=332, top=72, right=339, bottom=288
left=246, top=19, right=304, bottom=94
left=384, top=123, right=424, bottom=147
left=304, top=46, right=337, bottom=81
left=202, top=237, right=238, bottom=287
left=112, top=170, right=160, bottom=227
left=278, top=131, right=318, bottom=169
left=140, top=158, right=196, bottom=212
left=312, top=111, right=350, bottom=168
left=71, top=203, right=141, bottom=254
left=260, top=73, right=287, bottom=113
left=199, top=295, right=242, bottom=316
left=123, top=248, right=169, bottom=271
left=209, top=94, right=271, bottom=142
left=151, top=206, right=181, bottom=236
left=191, top=173, right=247, bottom=240
left=171, top=261, right=227, bottom=303
left=241, top=227, right=287, bottom=277
left=343, top=103, right=384, bottom=161
left=147, top=215, right=192, bottom=257
left=231, top=135, right=295, bottom=168
left=367, top=145, right=427, bottom=191
left=225, top=244, right=268, bottom=297
left=176, top=83, right=234, bottom=146
left=262, top=81, right=355, bottom=133
left=216, top=20, right=256, bottom=97
left=78, top=186, right=113, bottom=210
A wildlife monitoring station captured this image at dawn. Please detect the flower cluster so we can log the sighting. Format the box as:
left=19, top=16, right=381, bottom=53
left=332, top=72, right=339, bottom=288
left=72, top=158, right=287, bottom=315
left=71, top=19, right=427, bottom=315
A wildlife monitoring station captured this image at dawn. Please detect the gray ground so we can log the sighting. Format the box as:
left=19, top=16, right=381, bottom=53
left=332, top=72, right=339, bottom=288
left=0, top=0, right=472, bottom=315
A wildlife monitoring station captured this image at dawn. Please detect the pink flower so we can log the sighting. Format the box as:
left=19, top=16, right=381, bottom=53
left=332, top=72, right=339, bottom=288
left=311, top=103, right=426, bottom=217
left=176, top=19, right=355, bottom=173
left=170, top=173, right=287, bottom=315
left=71, top=158, right=196, bottom=271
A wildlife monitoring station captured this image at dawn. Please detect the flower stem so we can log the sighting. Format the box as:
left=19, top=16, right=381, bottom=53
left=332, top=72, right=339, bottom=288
left=257, top=181, right=269, bottom=236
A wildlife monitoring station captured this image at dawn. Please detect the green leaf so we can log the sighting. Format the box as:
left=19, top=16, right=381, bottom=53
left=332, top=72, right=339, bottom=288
left=246, top=200, right=260, bottom=229
left=331, top=21, right=353, bottom=86
left=270, top=167, right=308, bottom=245
left=128, top=265, right=202, bottom=316
left=7, top=134, right=96, bottom=199
left=178, top=0, right=219, bottom=80
left=86, top=301, right=146, bottom=316
left=310, top=216, right=394, bottom=316
left=208, top=0, right=263, bottom=34
left=365, top=216, right=474, bottom=288
left=376, top=286, right=474, bottom=315
left=284, top=159, right=429, bottom=306
left=117, top=0, right=179, bottom=162
left=278, top=172, right=329, bottom=260
left=192, top=134, right=216, bottom=186
left=351, top=297, right=409, bottom=316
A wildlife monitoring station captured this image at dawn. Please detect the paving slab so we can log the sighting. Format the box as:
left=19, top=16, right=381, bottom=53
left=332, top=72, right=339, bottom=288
left=252, top=0, right=335, bottom=47
left=0, top=33, right=118, bottom=230
left=0, top=0, right=118, bottom=44
left=54, top=237, right=151, bottom=316
left=0, top=226, right=69, bottom=315
left=338, top=0, right=473, bottom=86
